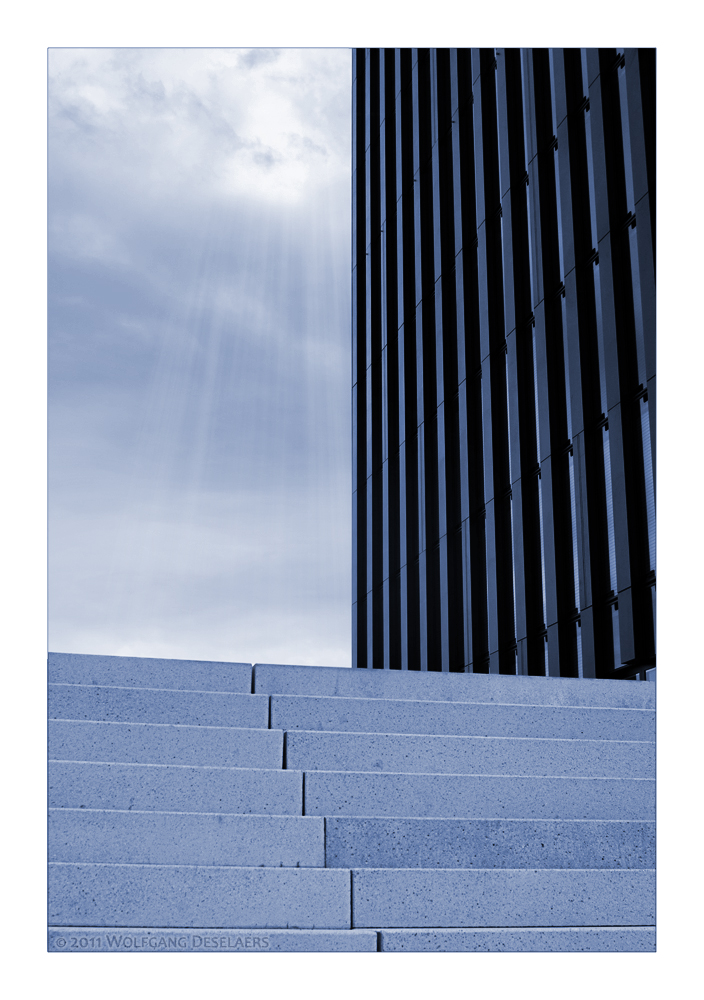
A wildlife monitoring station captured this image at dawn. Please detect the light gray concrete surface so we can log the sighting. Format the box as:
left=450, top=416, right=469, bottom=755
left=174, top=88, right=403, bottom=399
left=49, top=719, right=283, bottom=769
left=49, top=761, right=302, bottom=814
left=255, top=663, right=655, bottom=709
left=285, top=730, right=654, bottom=778
left=49, top=683, right=268, bottom=729
left=351, top=868, right=655, bottom=927
left=48, top=927, right=377, bottom=952
left=49, top=810, right=324, bottom=867
left=378, top=927, right=656, bottom=952
left=49, top=863, right=351, bottom=928
left=49, top=653, right=252, bottom=693
left=271, top=694, right=654, bottom=741
left=304, top=770, right=655, bottom=820
left=326, top=818, right=655, bottom=868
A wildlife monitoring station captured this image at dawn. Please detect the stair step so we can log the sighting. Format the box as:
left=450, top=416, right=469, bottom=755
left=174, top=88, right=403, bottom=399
left=49, top=683, right=268, bottom=728
left=304, top=770, right=654, bottom=820
left=49, top=810, right=323, bottom=867
left=285, top=730, right=654, bottom=778
left=49, top=720, right=283, bottom=769
left=271, top=693, right=653, bottom=741
left=48, top=863, right=351, bottom=928
left=47, top=927, right=378, bottom=952
left=49, top=761, right=302, bottom=814
left=378, top=927, right=655, bottom=952
left=351, top=868, right=655, bottom=928
left=49, top=652, right=252, bottom=692
left=255, top=663, right=655, bottom=709
left=325, top=818, right=654, bottom=869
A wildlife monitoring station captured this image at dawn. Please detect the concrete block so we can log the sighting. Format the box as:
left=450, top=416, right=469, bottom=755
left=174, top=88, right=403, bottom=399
left=271, top=694, right=654, bottom=742
left=304, top=770, right=655, bottom=820
left=255, top=663, right=655, bottom=709
left=351, top=868, right=655, bottom=927
left=49, top=652, right=252, bottom=693
left=49, top=719, right=283, bottom=769
left=326, top=818, right=655, bottom=868
left=378, top=927, right=656, bottom=952
left=49, top=683, right=268, bottom=729
left=50, top=810, right=324, bottom=867
left=285, top=731, right=654, bottom=779
left=48, top=927, right=378, bottom=952
left=49, top=863, right=351, bottom=929
left=49, top=761, right=302, bottom=814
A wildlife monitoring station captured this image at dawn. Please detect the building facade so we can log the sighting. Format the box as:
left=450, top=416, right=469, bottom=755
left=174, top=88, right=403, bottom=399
left=352, top=48, right=655, bottom=679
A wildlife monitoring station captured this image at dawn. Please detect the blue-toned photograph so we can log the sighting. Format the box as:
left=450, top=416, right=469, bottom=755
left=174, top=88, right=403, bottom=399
left=48, top=48, right=656, bottom=953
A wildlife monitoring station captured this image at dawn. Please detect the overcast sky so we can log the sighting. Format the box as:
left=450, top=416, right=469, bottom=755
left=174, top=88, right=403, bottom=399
left=48, top=48, right=352, bottom=666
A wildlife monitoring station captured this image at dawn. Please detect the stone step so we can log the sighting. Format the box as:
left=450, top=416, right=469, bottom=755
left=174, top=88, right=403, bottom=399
left=255, top=663, right=655, bottom=709
left=48, top=863, right=351, bottom=929
left=49, top=719, right=283, bottom=769
left=378, top=927, right=655, bottom=952
left=49, top=809, right=323, bottom=867
left=47, top=927, right=378, bottom=953
left=271, top=693, right=653, bottom=741
left=49, top=683, right=268, bottom=729
left=49, top=760, right=302, bottom=814
left=351, top=868, right=655, bottom=928
left=285, top=730, right=654, bottom=779
left=325, top=818, right=655, bottom=869
left=49, top=652, right=252, bottom=692
left=304, top=770, right=654, bottom=820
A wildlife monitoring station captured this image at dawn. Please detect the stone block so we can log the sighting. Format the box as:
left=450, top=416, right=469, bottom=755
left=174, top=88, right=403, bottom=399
left=351, top=868, right=655, bottom=927
left=49, top=719, right=283, bottom=769
left=47, top=927, right=378, bottom=952
left=49, top=652, right=252, bottom=693
left=378, top=927, right=655, bottom=951
left=254, top=663, right=655, bottom=709
left=49, top=683, right=268, bottom=729
left=304, top=770, right=655, bottom=820
left=285, top=730, right=654, bottom=778
left=49, top=761, right=302, bottom=814
left=48, top=863, right=351, bottom=929
left=49, top=810, right=324, bottom=867
left=271, top=693, right=654, bottom=741
left=325, top=818, right=655, bottom=868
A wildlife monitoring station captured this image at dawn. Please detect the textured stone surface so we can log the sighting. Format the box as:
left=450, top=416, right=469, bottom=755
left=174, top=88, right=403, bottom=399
left=49, top=864, right=351, bottom=928
left=49, top=760, right=302, bottom=814
left=49, top=719, right=283, bottom=769
left=48, top=927, right=378, bottom=952
left=326, top=818, right=655, bottom=868
left=304, top=770, right=654, bottom=820
left=351, top=868, right=655, bottom=927
left=49, top=683, right=268, bottom=729
left=286, top=730, right=654, bottom=778
left=49, top=652, right=252, bottom=693
left=50, top=810, right=324, bottom=867
left=379, top=927, right=655, bottom=952
left=255, top=663, right=655, bottom=709
left=271, top=693, right=654, bottom=741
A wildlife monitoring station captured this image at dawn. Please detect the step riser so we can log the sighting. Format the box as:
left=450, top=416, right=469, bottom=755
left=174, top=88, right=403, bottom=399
left=352, top=869, right=655, bottom=928
left=255, top=664, right=655, bottom=709
left=49, top=684, right=268, bottom=729
left=49, top=653, right=252, bottom=692
left=378, top=928, right=656, bottom=952
left=325, top=818, right=655, bottom=869
left=286, top=731, right=654, bottom=779
left=49, top=761, right=303, bottom=814
left=47, top=928, right=378, bottom=952
left=49, top=811, right=324, bottom=867
left=49, top=864, right=351, bottom=929
left=49, top=720, right=283, bottom=769
left=271, top=695, right=654, bottom=742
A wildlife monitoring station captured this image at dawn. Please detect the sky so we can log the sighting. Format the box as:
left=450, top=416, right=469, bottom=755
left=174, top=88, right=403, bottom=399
left=48, top=48, right=353, bottom=666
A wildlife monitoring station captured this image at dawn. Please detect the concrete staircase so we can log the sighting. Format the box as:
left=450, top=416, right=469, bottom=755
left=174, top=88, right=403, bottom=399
left=47, top=654, right=655, bottom=952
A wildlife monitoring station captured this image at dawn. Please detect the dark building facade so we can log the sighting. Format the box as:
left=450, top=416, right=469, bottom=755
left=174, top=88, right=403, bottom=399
left=352, top=48, right=655, bottom=679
